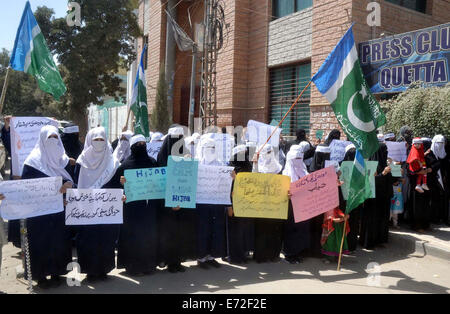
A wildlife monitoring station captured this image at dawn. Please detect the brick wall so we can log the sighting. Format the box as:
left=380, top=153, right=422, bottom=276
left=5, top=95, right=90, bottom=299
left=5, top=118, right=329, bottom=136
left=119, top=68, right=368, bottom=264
left=268, top=7, right=313, bottom=67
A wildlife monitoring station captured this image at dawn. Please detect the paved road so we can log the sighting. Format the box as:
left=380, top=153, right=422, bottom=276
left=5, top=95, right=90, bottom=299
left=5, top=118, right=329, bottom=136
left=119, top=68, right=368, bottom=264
left=1, top=230, right=449, bottom=294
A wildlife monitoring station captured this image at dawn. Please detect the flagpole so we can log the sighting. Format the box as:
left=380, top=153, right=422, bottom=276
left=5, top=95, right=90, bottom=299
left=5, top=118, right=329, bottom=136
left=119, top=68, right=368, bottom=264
left=255, top=80, right=312, bottom=159
left=337, top=215, right=348, bottom=271
left=0, top=67, right=11, bottom=115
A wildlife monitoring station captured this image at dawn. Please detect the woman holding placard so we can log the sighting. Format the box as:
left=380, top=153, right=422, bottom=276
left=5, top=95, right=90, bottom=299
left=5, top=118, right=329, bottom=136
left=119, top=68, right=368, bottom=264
left=253, top=144, right=284, bottom=263
left=73, top=127, right=121, bottom=282
left=282, top=144, right=310, bottom=264
left=112, top=135, right=159, bottom=276
left=195, top=137, right=227, bottom=269
left=20, top=125, right=75, bottom=289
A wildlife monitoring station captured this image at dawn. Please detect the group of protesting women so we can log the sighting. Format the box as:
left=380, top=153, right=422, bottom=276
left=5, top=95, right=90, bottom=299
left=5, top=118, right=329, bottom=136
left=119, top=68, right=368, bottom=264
left=0, top=119, right=449, bottom=290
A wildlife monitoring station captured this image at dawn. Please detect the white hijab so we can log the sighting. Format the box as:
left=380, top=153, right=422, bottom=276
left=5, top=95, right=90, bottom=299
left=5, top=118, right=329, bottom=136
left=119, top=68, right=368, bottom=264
left=283, top=145, right=308, bottom=182
left=150, top=132, right=164, bottom=143
left=257, top=144, right=282, bottom=174
left=198, top=137, right=220, bottom=166
left=24, top=125, right=73, bottom=181
left=431, top=135, right=446, bottom=159
left=76, top=127, right=120, bottom=189
left=113, top=130, right=133, bottom=162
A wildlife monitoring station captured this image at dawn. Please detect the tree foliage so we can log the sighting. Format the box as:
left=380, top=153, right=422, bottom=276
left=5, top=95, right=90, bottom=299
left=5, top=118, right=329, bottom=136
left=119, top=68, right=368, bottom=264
left=34, top=0, right=141, bottom=134
left=151, top=66, right=171, bottom=133
left=380, top=83, right=450, bottom=138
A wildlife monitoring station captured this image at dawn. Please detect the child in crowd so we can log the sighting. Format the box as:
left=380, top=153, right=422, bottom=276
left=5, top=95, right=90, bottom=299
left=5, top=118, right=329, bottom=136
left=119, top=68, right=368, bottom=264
left=407, top=138, right=429, bottom=193
left=321, top=207, right=350, bottom=263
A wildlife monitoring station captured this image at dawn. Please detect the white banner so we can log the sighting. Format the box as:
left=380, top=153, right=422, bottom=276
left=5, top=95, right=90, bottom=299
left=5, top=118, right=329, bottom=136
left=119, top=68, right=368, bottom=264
left=329, top=140, right=353, bottom=162
left=386, top=141, right=407, bottom=162
left=196, top=165, right=234, bottom=205
left=0, top=177, right=63, bottom=220
left=10, top=117, right=59, bottom=176
left=247, top=120, right=281, bottom=148
left=146, top=141, right=163, bottom=160
left=65, top=189, right=124, bottom=225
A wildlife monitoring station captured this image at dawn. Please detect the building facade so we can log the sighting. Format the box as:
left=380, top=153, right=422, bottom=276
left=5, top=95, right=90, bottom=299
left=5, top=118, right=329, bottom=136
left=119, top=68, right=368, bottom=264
left=138, top=0, right=450, bottom=138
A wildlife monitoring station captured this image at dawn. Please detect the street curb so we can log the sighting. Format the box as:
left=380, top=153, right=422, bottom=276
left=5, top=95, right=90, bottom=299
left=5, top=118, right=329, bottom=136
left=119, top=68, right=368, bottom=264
left=389, top=230, right=450, bottom=261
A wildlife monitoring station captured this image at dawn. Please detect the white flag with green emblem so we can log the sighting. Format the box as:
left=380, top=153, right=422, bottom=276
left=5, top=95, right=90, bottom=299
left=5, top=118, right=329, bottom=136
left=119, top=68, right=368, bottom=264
left=312, top=25, right=386, bottom=159
left=130, top=45, right=150, bottom=138
left=10, top=1, right=66, bottom=100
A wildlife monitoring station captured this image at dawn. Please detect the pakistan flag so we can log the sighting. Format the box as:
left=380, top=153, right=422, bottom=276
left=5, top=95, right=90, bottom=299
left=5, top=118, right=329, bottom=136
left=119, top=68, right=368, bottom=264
left=131, top=45, right=150, bottom=138
left=312, top=25, right=386, bottom=159
left=10, top=1, right=66, bottom=100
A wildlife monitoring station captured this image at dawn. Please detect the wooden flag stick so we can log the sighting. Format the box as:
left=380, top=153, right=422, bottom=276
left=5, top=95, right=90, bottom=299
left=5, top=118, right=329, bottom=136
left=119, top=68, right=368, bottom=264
left=337, top=215, right=348, bottom=271
left=255, top=80, right=312, bottom=159
left=0, top=67, right=11, bottom=115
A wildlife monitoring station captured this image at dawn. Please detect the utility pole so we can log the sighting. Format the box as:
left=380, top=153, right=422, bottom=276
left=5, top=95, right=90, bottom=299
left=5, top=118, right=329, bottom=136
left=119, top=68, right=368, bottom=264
left=199, top=0, right=220, bottom=130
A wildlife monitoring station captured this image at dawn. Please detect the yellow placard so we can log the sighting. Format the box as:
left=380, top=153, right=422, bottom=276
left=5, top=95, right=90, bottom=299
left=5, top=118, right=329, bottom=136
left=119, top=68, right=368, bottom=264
left=232, top=172, right=290, bottom=220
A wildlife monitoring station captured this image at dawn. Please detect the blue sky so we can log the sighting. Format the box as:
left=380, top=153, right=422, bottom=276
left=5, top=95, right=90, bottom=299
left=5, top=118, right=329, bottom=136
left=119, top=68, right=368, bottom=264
left=0, top=0, right=68, bottom=52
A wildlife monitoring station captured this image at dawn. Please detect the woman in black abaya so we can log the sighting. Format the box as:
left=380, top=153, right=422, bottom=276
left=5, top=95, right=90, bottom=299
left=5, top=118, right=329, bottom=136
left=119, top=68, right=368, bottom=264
left=112, top=135, right=159, bottom=275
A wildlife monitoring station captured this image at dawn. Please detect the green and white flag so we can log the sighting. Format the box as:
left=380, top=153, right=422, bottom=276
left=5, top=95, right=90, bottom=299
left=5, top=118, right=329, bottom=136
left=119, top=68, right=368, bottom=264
left=10, top=1, right=66, bottom=100
left=130, top=45, right=150, bottom=138
left=311, top=25, right=386, bottom=159
left=346, top=150, right=372, bottom=213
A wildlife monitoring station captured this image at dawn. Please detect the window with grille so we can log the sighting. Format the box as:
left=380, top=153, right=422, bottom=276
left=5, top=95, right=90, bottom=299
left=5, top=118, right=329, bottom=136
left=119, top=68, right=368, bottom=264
left=272, top=0, right=313, bottom=19
left=270, top=63, right=311, bottom=136
left=385, top=0, right=427, bottom=14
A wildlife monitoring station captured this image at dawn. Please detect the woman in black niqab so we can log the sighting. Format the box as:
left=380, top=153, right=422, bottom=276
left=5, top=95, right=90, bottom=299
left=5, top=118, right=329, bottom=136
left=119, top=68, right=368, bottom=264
left=111, top=135, right=159, bottom=275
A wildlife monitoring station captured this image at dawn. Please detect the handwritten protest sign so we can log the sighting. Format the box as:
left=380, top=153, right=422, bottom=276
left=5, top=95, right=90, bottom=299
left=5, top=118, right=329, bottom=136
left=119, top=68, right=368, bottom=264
left=196, top=165, right=234, bottom=205
left=146, top=142, right=163, bottom=160
left=386, top=141, right=407, bottom=162
left=0, top=177, right=63, bottom=220
left=365, top=160, right=378, bottom=199
left=124, top=167, right=167, bottom=203
left=200, top=133, right=235, bottom=164
left=165, top=156, right=198, bottom=209
left=10, top=117, right=59, bottom=176
left=232, top=173, right=290, bottom=220
left=340, top=161, right=353, bottom=200
left=65, top=189, right=123, bottom=225
left=329, top=140, right=353, bottom=162
left=390, top=164, right=402, bottom=177
left=290, top=167, right=339, bottom=223
left=247, top=120, right=282, bottom=148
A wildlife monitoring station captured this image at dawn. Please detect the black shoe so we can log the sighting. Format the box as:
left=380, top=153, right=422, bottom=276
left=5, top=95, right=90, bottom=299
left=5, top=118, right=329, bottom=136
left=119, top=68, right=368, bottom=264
left=49, top=275, right=62, bottom=288
left=99, top=273, right=108, bottom=281
left=284, top=256, right=297, bottom=264
left=197, top=261, right=210, bottom=269
left=167, top=264, right=178, bottom=273
left=37, top=279, right=51, bottom=289
left=86, top=274, right=98, bottom=283
left=207, top=259, right=221, bottom=268
left=176, top=263, right=186, bottom=272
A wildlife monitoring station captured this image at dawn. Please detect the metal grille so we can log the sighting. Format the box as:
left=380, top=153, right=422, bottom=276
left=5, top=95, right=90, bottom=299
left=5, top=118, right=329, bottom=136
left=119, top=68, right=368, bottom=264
left=270, top=63, right=311, bottom=135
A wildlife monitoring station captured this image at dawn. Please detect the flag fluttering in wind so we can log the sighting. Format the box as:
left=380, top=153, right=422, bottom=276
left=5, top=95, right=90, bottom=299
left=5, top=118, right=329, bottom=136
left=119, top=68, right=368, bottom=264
left=346, top=149, right=372, bottom=213
left=10, top=1, right=66, bottom=100
left=311, top=24, right=386, bottom=160
left=311, top=25, right=386, bottom=213
left=130, top=45, right=150, bottom=138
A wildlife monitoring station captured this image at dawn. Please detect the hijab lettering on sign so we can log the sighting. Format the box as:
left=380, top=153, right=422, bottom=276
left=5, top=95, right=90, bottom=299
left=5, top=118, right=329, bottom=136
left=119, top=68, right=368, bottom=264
left=283, top=145, right=308, bottom=182
left=113, top=130, right=133, bottom=162
left=431, top=135, right=446, bottom=159
left=257, top=144, right=282, bottom=174
left=76, top=127, right=120, bottom=189
left=24, top=125, right=73, bottom=181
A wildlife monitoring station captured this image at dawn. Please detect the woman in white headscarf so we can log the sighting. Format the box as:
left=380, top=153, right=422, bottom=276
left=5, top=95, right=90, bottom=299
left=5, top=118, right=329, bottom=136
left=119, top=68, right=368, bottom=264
left=253, top=144, right=284, bottom=263
left=74, top=127, right=121, bottom=282
left=282, top=145, right=310, bottom=263
left=18, top=125, right=74, bottom=289
left=195, top=138, right=227, bottom=269
left=428, top=135, right=449, bottom=224
left=113, top=130, right=134, bottom=162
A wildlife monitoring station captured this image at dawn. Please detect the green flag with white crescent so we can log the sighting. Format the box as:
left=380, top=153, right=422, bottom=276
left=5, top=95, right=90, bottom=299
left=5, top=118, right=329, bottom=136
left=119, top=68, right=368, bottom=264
left=311, top=25, right=386, bottom=159
left=130, top=45, right=150, bottom=138
left=10, top=1, right=66, bottom=100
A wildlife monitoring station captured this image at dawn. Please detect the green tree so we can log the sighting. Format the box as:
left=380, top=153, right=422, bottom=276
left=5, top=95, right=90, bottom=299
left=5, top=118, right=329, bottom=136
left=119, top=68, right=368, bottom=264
left=151, top=66, right=171, bottom=133
left=381, top=83, right=450, bottom=138
left=34, top=0, right=141, bottom=135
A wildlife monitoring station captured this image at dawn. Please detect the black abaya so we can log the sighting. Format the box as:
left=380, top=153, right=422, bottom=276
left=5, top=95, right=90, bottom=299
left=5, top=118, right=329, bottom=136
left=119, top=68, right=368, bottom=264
left=283, top=201, right=310, bottom=259
left=21, top=165, right=73, bottom=281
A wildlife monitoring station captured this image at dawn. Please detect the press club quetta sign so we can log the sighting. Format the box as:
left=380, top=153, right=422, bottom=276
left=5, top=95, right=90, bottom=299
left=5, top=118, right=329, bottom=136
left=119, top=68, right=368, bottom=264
left=359, top=22, right=450, bottom=93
